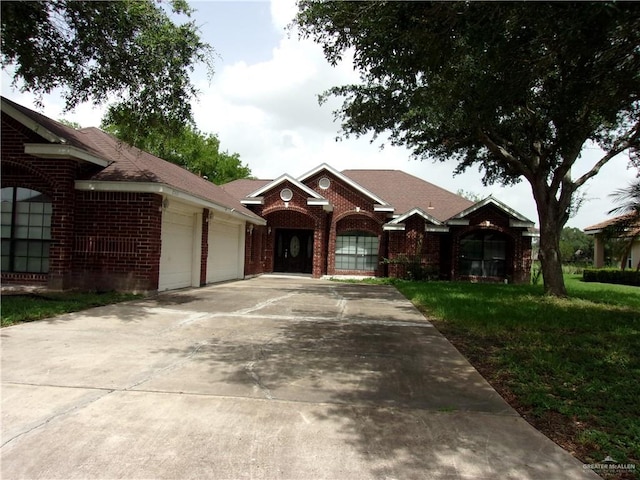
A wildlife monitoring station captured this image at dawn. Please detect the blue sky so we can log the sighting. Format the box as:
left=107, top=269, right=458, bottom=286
left=2, top=0, right=636, bottom=230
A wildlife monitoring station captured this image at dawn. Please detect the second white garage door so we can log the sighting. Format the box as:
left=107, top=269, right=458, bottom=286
left=159, top=209, right=196, bottom=291
left=207, top=220, right=244, bottom=283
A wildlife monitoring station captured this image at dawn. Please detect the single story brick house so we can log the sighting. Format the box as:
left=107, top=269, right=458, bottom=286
left=2, top=96, right=535, bottom=292
left=223, top=164, right=535, bottom=283
left=1, top=96, right=265, bottom=292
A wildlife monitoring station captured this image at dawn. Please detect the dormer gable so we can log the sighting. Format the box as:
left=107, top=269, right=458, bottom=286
left=241, top=173, right=330, bottom=210
left=446, top=196, right=534, bottom=228
left=298, top=163, right=394, bottom=213
left=383, top=208, right=449, bottom=232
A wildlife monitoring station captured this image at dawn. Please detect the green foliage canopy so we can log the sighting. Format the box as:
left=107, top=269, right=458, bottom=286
left=102, top=120, right=252, bottom=185
left=1, top=0, right=213, bottom=136
left=559, top=227, right=593, bottom=262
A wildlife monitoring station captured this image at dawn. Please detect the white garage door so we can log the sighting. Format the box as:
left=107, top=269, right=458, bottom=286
left=207, top=220, right=243, bottom=283
left=159, top=210, right=195, bottom=291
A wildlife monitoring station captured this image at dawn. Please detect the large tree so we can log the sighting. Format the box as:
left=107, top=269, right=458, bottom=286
left=1, top=0, right=213, bottom=136
left=295, top=1, right=640, bottom=296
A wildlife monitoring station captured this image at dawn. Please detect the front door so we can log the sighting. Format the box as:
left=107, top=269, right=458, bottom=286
left=274, top=229, right=313, bottom=274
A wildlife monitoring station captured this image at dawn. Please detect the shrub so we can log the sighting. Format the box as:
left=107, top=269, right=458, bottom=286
left=582, top=268, right=640, bottom=286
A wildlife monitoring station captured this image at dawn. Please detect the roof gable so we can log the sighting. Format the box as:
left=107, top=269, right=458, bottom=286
left=387, top=207, right=443, bottom=225
left=447, top=195, right=535, bottom=227
left=383, top=208, right=449, bottom=232
left=299, top=163, right=392, bottom=209
left=245, top=174, right=326, bottom=200
left=584, top=213, right=640, bottom=235
left=2, top=96, right=109, bottom=166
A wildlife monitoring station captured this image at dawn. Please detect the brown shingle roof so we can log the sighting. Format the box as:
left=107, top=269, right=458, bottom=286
left=221, top=178, right=272, bottom=199
left=342, top=169, right=474, bottom=221
left=584, top=214, right=640, bottom=235
left=77, top=128, right=261, bottom=220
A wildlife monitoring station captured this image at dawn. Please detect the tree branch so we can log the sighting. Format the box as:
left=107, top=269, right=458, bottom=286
left=477, top=128, right=534, bottom=182
left=574, top=120, right=640, bottom=189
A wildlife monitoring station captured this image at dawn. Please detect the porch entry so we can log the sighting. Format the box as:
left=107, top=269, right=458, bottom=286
left=274, top=228, right=314, bottom=274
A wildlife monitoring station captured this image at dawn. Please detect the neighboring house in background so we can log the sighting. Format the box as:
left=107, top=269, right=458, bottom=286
left=1, top=96, right=264, bottom=292
left=584, top=214, right=640, bottom=269
left=223, top=164, right=536, bottom=283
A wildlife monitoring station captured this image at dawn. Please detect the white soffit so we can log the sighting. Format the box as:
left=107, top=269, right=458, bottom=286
left=25, top=143, right=110, bottom=167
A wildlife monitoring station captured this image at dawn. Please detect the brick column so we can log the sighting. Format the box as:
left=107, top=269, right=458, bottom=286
left=48, top=161, right=76, bottom=290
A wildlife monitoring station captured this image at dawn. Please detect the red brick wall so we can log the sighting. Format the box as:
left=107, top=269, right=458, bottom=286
left=72, top=191, right=162, bottom=292
left=386, top=215, right=442, bottom=279
left=1, top=114, right=81, bottom=289
left=1, top=112, right=163, bottom=292
left=244, top=224, right=268, bottom=277
left=306, top=172, right=386, bottom=276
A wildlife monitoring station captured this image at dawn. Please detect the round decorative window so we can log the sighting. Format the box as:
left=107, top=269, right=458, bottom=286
left=280, top=188, right=293, bottom=201
left=318, top=177, right=331, bottom=189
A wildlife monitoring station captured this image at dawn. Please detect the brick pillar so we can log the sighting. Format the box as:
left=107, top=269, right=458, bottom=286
left=200, top=210, right=209, bottom=286
left=48, top=161, right=76, bottom=290
left=312, top=214, right=328, bottom=278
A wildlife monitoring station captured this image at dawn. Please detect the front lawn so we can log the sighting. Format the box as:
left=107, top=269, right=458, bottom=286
left=1, top=291, right=141, bottom=327
left=394, top=275, right=639, bottom=478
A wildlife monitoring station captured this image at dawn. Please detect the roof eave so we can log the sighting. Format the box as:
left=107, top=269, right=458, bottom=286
left=25, top=143, right=110, bottom=167
left=75, top=180, right=266, bottom=225
left=1, top=99, right=66, bottom=144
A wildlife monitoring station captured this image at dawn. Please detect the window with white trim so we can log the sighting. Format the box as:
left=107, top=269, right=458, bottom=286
left=1, top=187, right=52, bottom=273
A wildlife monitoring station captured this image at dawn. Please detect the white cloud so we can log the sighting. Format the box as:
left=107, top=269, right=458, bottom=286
left=270, top=0, right=298, bottom=31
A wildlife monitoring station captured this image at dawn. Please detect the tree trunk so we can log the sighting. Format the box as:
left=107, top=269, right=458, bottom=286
left=538, top=221, right=568, bottom=297
left=534, top=186, right=569, bottom=297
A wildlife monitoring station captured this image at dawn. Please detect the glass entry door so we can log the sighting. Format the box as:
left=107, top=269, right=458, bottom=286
left=274, top=229, right=313, bottom=274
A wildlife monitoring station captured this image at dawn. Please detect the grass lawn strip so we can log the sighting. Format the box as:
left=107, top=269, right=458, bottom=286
left=392, top=275, right=639, bottom=480
left=1, top=291, right=141, bottom=327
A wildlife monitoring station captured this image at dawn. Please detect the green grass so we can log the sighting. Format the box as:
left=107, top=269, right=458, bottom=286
left=393, top=275, right=639, bottom=475
left=1, top=291, right=141, bottom=327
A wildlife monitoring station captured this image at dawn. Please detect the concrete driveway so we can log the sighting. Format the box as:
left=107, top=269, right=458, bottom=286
left=1, top=276, right=597, bottom=479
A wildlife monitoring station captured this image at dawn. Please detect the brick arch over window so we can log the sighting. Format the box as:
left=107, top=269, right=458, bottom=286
left=328, top=214, right=385, bottom=276
left=1, top=158, right=56, bottom=195
left=333, top=210, right=383, bottom=230
left=264, top=208, right=318, bottom=230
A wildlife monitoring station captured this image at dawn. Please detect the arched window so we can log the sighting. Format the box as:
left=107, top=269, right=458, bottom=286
left=1, top=187, right=52, bottom=273
left=335, top=231, right=379, bottom=271
left=460, top=231, right=506, bottom=277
